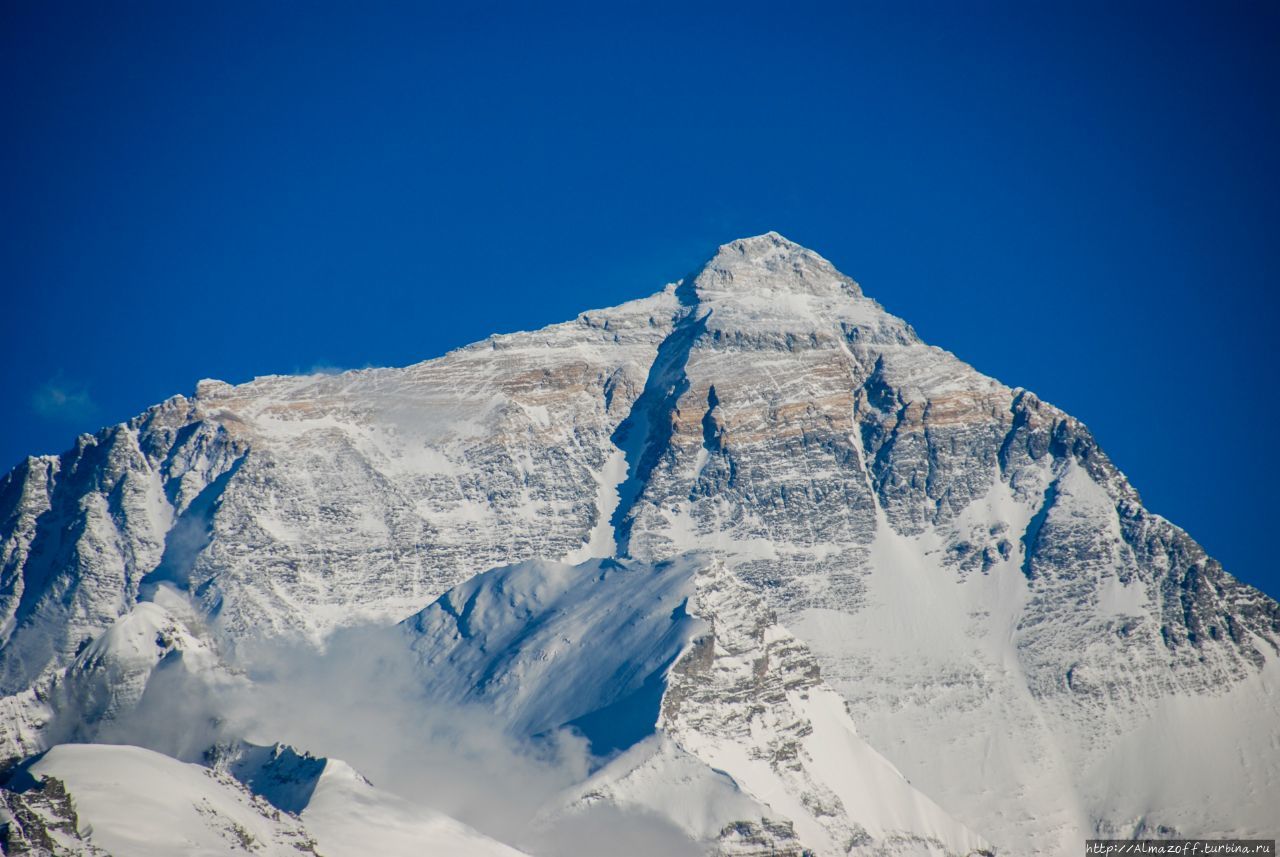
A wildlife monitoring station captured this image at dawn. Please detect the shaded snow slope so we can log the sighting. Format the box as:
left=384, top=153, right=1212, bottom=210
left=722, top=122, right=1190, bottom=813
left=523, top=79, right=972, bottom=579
left=402, top=556, right=704, bottom=753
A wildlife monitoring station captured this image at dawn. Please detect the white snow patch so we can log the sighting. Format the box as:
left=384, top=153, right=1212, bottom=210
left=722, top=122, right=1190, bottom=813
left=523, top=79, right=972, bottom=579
left=563, top=448, right=627, bottom=563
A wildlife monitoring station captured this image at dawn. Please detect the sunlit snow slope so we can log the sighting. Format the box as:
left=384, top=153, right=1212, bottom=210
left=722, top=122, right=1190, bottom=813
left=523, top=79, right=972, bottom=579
left=1, top=743, right=527, bottom=857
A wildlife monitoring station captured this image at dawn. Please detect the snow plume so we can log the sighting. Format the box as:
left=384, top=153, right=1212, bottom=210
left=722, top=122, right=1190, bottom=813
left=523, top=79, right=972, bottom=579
left=89, top=617, right=699, bottom=856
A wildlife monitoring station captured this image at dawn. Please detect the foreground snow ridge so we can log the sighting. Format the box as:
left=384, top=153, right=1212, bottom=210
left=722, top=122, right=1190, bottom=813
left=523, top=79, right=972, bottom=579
left=5, top=744, right=526, bottom=857
left=1, top=233, right=1277, bottom=855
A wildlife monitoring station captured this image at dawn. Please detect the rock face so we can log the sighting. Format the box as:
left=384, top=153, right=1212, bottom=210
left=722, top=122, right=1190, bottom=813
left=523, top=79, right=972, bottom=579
left=1, top=232, right=1278, bottom=854
left=0, top=774, right=108, bottom=856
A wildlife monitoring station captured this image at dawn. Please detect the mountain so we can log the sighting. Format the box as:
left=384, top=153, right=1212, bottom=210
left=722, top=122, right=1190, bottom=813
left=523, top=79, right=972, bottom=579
left=1, top=232, right=1277, bottom=855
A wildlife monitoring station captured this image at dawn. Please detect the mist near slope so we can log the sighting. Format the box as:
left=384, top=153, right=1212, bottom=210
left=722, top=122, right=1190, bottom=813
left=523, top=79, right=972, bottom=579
left=89, top=615, right=700, bottom=857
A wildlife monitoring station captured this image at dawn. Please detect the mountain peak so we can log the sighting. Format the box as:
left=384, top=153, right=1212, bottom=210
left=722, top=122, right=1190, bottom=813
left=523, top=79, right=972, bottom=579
left=720, top=230, right=800, bottom=255
left=696, top=232, right=862, bottom=299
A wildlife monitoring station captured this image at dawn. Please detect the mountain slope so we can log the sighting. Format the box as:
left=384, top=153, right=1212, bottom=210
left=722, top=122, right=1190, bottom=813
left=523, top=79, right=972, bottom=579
left=402, top=554, right=990, bottom=856
left=1, top=232, right=1277, bottom=853
left=2, top=743, right=527, bottom=857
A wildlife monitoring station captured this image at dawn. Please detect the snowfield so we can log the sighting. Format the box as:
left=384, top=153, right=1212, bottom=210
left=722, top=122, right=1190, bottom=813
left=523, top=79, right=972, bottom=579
left=7, top=743, right=527, bottom=856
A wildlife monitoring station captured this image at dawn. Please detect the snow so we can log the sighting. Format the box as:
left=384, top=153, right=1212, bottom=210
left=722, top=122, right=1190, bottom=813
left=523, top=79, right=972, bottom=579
left=549, top=733, right=769, bottom=844
left=302, top=758, right=531, bottom=857
left=402, top=556, right=705, bottom=745
left=787, top=467, right=1094, bottom=853
left=27, top=744, right=317, bottom=857
left=562, top=448, right=627, bottom=563
left=23, top=743, right=530, bottom=857
left=1070, top=651, right=1280, bottom=839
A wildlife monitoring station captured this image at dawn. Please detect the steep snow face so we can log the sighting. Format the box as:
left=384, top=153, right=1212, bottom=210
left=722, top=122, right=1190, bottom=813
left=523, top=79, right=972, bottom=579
left=403, top=554, right=990, bottom=856
left=402, top=556, right=704, bottom=751
left=1, top=232, right=1278, bottom=852
left=9, top=743, right=528, bottom=857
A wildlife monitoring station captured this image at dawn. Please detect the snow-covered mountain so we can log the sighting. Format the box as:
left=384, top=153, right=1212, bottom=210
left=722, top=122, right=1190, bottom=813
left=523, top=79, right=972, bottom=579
left=2, top=232, right=1277, bottom=855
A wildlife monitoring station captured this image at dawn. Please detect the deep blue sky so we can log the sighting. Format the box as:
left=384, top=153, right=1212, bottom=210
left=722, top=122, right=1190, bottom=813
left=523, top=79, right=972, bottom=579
left=3, top=3, right=1277, bottom=595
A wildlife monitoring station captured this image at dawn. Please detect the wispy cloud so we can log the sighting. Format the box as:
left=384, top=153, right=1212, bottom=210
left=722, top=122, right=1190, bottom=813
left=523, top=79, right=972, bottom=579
left=31, top=374, right=98, bottom=422
left=299, top=363, right=348, bottom=376
left=292, top=360, right=378, bottom=377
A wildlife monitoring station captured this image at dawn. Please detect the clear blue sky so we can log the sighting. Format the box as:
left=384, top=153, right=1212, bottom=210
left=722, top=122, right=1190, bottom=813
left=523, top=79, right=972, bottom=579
left=3, top=2, right=1277, bottom=596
